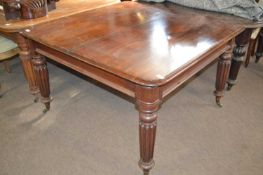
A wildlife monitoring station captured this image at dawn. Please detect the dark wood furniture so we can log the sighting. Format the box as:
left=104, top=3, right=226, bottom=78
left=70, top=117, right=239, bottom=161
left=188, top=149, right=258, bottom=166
left=22, top=2, right=259, bottom=174
left=1, top=0, right=59, bottom=20
left=244, top=28, right=260, bottom=67
left=0, top=0, right=120, bottom=100
left=47, top=0, right=59, bottom=11
left=255, top=28, right=263, bottom=63
left=244, top=0, right=261, bottom=67
left=1, top=0, right=21, bottom=20
left=227, top=29, right=253, bottom=90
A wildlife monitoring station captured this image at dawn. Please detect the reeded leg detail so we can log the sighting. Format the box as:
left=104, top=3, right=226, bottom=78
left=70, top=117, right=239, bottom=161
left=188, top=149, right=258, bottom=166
left=32, top=54, right=51, bottom=113
left=136, top=86, right=162, bottom=175
left=227, top=29, right=252, bottom=90
left=16, top=34, right=39, bottom=98
left=227, top=46, right=245, bottom=90
left=214, top=43, right=233, bottom=107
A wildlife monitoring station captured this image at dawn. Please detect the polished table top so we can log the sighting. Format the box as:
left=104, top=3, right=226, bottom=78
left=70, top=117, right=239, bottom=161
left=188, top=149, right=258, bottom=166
left=0, top=0, right=120, bottom=33
left=23, top=2, right=246, bottom=86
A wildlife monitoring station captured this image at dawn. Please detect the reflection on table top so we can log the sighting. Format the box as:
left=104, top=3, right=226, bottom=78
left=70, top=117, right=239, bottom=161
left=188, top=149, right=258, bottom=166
left=23, top=2, right=245, bottom=86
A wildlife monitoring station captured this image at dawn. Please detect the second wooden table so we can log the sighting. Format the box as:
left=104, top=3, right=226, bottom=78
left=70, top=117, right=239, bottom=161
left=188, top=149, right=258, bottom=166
left=0, top=0, right=120, bottom=99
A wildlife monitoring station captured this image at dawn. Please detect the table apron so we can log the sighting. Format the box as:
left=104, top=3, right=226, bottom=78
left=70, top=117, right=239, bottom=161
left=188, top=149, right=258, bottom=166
left=35, top=45, right=136, bottom=98
left=161, top=43, right=230, bottom=98
left=0, top=31, right=17, bottom=42
left=34, top=40, right=231, bottom=101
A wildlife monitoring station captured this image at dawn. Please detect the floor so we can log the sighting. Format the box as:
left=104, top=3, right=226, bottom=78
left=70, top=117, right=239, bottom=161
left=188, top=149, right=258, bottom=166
left=0, top=57, right=262, bottom=175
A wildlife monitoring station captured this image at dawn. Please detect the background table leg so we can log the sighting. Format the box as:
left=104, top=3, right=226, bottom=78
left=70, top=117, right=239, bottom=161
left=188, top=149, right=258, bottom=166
left=16, top=34, right=39, bottom=101
left=0, top=83, right=2, bottom=98
left=245, top=38, right=256, bottom=68
left=227, top=29, right=252, bottom=90
left=255, top=29, right=263, bottom=63
left=214, top=42, right=233, bottom=107
left=136, top=86, right=161, bottom=175
left=32, top=54, right=51, bottom=113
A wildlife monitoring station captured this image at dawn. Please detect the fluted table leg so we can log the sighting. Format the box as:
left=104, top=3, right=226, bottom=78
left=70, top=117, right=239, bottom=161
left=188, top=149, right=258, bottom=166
left=214, top=42, right=233, bottom=107
left=136, top=86, right=162, bottom=175
left=227, top=29, right=252, bottom=90
left=32, top=54, right=51, bottom=113
left=16, top=34, right=39, bottom=101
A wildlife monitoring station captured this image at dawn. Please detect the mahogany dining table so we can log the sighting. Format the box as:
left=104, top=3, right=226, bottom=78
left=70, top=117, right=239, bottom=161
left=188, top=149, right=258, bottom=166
left=0, top=0, right=261, bottom=103
left=0, top=0, right=120, bottom=100
left=21, top=1, right=262, bottom=174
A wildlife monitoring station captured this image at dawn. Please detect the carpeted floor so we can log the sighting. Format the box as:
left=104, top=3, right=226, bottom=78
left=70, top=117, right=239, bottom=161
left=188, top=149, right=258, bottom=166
left=0, top=57, right=262, bottom=175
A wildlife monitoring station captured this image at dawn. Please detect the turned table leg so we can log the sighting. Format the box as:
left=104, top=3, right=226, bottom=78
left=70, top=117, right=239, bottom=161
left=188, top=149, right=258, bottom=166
left=255, top=29, right=263, bottom=63
left=32, top=54, right=51, bottom=113
left=214, top=42, right=233, bottom=107
left=227, top=29, right=252, bottom=90
left=16, top=34, right=39, bottom=101
left=136, top=86, right=162, bottom=175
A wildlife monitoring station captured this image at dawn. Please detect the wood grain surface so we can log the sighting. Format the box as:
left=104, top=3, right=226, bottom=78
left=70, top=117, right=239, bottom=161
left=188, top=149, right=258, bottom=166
left=24, top=2, right=244, bottom=86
